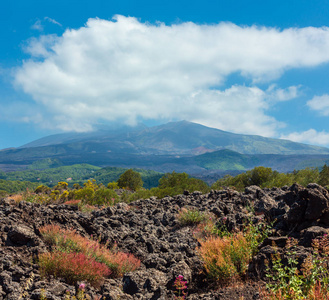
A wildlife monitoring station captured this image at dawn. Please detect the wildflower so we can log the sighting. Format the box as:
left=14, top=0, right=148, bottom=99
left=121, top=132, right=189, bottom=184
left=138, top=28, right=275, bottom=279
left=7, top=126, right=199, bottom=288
left=79, top=283, right=86, bottom=290
left=174, top=275, right=187, bottom=299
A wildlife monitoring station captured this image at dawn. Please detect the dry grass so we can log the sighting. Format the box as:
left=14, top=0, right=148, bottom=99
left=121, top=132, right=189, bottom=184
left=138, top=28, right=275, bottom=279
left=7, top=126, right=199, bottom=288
left=198, top=232, right=252, bottom=282
left=39, top=251, right=110, bottom=287
left=39, top=224, right=140, bottom=278
left=8, top=193, right=23, bottom=203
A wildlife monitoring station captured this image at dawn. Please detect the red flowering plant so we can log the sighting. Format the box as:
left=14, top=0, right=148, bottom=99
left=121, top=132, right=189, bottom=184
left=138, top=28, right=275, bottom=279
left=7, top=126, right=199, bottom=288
left=173, top=275, right=187, bottom=299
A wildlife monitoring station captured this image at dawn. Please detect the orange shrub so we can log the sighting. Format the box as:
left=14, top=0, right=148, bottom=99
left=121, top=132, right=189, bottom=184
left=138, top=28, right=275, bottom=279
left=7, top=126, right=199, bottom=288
left=63, top=199, right=81, bottom=206
left=9, top=194, right=23, bottom=203
left=198, top=232, right=252, bottom=282
left=39, top=224, right=140, bottom=278
left=39, top=251, right=110, bottom=286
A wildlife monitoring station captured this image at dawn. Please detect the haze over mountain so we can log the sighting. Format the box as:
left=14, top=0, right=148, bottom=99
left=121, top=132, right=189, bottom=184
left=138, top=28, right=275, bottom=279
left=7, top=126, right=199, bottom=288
left=18, top=121, right=329, bottom=155
left=1, top=121, right=329, bottom=175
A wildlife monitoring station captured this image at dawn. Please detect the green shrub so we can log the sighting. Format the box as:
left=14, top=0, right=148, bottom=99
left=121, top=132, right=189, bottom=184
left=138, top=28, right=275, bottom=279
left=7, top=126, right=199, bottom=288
left=126, top=189, right=153, bottom=203
left=177, top=208, right=207, bottom=226
left=74, top=187, right=95, bottom=202
left=0, top=190, right=8, bottom=197
left=34, top=185, right=52, bottom=194
left=117, top=169, right=143, bottom=191
left=211, top=166, right=322, bottom=191
left=264, top=236, right=329, bottom=299
left=92, top=188, right=119, bottom=206
left=107, top=181, right=119, bottom=190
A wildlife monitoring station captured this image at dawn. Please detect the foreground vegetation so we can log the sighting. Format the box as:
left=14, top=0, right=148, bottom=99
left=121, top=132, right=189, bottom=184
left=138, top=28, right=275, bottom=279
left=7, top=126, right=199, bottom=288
left=178, top=207, right=329, bottom=299
left=3, top=164, right=329, bottom=299
left=39, top=224, right=140, bottom=286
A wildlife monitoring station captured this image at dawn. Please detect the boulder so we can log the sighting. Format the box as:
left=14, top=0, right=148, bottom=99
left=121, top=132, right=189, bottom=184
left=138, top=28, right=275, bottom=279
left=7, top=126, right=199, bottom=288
left=7, top=225, right=39, bottom=246
left=122, top=269, right=167, bottom=296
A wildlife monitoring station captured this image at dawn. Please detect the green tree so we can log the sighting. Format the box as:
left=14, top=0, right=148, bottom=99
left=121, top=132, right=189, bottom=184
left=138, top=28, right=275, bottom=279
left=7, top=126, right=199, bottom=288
left=107, top=181, right=119, bottom=190
left=117, top=169, right=143, bottom=191
left=294, top=168, right=319, bottom=187
left=247, top=166, right=273, bottom=187
left=54, top=181, right=68, bottom=191
left=319, top=164, right=329, bottom=187
left=154, top=171, right=209, bottom=197
left=158, top=172, right=190, bottom=189
left=34, top=185, right=52, bottom=194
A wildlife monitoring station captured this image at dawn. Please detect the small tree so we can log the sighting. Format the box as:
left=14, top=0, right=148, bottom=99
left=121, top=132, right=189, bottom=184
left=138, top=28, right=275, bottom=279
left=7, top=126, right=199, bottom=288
left=107, top=181, right=119, bottom=190
left=247, top=166, right=273, bottom=187
left=117, top=169, right=143, bottom=191
left=319, top=164, right=329, bottom=187
left=54, top=181, right=68, bottom=191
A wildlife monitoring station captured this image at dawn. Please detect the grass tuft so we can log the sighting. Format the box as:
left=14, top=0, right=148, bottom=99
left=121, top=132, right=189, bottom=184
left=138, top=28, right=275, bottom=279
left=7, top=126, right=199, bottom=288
left=39, top=224, right=140, bottom=281
left=39, top=251, right=110, bottom=287
left=39, top=225, right=140, bottom=284
left=177, top=208, right=208, bottom=226
left=198, top=232, right=252, bottom=282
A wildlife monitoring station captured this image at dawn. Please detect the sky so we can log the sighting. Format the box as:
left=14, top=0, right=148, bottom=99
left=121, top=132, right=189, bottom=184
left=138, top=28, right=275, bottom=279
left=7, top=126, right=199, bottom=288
left=1, top=0, right=329, bottom=149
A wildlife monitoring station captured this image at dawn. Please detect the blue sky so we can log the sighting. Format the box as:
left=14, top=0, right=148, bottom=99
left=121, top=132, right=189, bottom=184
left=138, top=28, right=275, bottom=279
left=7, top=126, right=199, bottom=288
left=1, top=0, right=329, bottom=149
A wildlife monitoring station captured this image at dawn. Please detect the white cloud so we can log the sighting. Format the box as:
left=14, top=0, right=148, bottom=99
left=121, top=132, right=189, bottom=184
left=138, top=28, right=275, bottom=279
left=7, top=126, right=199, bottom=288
left=15, top=16, right=329, bottom=135
left=44, top=17, right=62, bottom=27
left=281, top=129, right=329, bottom=146
left=31, top=17, right=62, bottom=32
left=183, top=86, right=281, bottom=136
left=266, top=84, right=300, bottom=102
left=31, top=20, right=43, bottom=31
left=307, top=94, right=329, bottom=116
left=23, top=35, right=58, bottom=58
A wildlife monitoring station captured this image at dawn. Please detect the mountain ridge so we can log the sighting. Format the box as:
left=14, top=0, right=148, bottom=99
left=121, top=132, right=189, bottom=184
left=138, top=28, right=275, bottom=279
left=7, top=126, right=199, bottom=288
left=1, top=121, right=329, bottom=174
left=16, top=120, right=329, bottom=155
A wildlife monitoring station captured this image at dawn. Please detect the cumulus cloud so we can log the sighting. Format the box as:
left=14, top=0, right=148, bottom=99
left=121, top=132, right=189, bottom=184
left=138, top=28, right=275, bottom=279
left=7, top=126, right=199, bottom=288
left=281, top=129, right=329, bottom=146
left=15, top=16, right=329, bottom=135
left=307, top=94, right=329, bottom=116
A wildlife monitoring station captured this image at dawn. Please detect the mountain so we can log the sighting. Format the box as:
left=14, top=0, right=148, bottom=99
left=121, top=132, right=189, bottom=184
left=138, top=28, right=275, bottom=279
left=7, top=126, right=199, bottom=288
left=17, top=120, right=329, bottom=155
left=1, top=121, right=329, bottom=173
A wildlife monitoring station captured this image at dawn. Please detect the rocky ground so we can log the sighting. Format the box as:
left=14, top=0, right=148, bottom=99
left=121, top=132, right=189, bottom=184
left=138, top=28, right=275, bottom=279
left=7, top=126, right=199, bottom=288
left=1, top=183, right=329, bottom=299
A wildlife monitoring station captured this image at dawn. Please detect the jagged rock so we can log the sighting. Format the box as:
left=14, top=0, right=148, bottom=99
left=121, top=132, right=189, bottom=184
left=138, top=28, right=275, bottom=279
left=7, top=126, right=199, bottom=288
left=287, top=200, right=307, bottom=224
left=300, top=226, right=329, bottom=247
left=254, top=194, right=277, bottom=215
left=122, top=269, right=167, bottom=296
left=30, top=289, right=61, bottom=300
left=305, top=186, right=329, bottom=220
left=7, top=225, right=39, bottom=246
left=245, top=185, right=264, bottom=199
left=2, top=184, right=329, bottom=299
left=248, top=245, right=280, bottom=279
left=261, top=236, right=288, bottom=248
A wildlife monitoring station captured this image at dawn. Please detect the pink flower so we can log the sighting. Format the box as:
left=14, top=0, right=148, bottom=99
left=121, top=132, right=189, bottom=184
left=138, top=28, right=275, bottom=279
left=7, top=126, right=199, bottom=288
left=79, top=283, right=86, bottom=290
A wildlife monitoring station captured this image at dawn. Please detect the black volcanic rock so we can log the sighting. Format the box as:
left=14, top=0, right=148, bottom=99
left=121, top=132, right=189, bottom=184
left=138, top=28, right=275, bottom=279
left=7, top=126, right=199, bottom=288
left=1, top=184, right=329, bottom=298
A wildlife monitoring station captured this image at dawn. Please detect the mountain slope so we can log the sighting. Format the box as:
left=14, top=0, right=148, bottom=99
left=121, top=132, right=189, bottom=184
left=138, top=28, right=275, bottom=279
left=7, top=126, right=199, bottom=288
left=14, top=121, right=329, bottom=156
left=1, top=121, right=329, bottom=173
